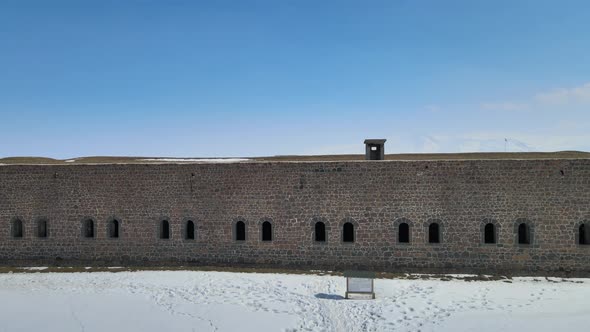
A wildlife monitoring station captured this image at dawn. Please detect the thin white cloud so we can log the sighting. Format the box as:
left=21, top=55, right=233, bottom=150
left=480, top=102, right=529, bottom=112
left=480, top=82, right=590, bottom=111
left=423, top=104, right=442, bottom=113
left=534, top=83, right=590, bottom=105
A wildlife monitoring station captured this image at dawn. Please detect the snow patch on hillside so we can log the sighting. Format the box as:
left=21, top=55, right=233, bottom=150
left=139, top=158, right=249, bottom=163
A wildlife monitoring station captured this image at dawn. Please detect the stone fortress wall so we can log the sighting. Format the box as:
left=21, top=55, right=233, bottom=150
left=1, top=159, right=589, bottom=276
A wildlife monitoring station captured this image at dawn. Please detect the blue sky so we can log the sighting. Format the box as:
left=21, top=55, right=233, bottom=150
left=1, top=0, right=589, bottom=158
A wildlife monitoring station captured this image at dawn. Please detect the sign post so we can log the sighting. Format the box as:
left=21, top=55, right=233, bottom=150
left=344, top=271, right=376, bottom=299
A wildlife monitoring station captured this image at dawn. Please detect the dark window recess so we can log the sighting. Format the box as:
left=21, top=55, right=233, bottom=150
left=235, top=221, right=246, bottom=241
left=160, top=220, right=170, bottom=239
left=484, top=223, right=496, bottom=244
left=37, top=220, right=48, bottom=238
left=186, top=220, right=195, bottom=240
left=12, top=219, right=23, bottom=238
left=84, top=219, right=94, bottom=238
left=343, top=222, right=354, bottom=242
left=398, top=223, right=410, bottom=243
left=315, top=222, right=326, bottom=242
left=428, top=223, right=440, bottom=243
left=262, top=221, right=272, bottom=241
left=579, top=224, right=588, bottom=245
left=109, top=219, right=120, bottom=238
left=370, top=146, right=380, bottom=160
left=518, top=223, right=530, bottom=244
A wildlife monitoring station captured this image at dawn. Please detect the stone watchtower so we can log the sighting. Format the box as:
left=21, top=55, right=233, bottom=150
left=364, top=139, right=386, bottom=160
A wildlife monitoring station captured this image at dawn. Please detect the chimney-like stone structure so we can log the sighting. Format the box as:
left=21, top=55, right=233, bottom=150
left=364, top=139, right=386, bottom=160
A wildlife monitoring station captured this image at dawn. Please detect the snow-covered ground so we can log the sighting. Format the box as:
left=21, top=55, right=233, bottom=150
left=0, top=271, right=588, bottom=332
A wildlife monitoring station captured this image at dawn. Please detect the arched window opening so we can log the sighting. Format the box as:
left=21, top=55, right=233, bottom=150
left=518, top=223, right=530, bottom=244
left=84, top=219, right=94, bottom=238
left=343, top=222, right=354, bottom=243
left=185, top=220, right=195, bottom=240
left=235, top=221, right=246, bottom=241
left=160, top=220, right=170, bottom=239
left=398, top=223, right=410, bottom=243
left=484, top=223, right=495, bottom=244
left=579, top=224, right=588, bottom=245
left=428, top=223, right=440, bottom=243
left=315, top=222, right=326, bottom=242
left=37, top=220, right=48, bottom=238
left=109, top=219, right=119, bottom=238
left=262, top=221, right=272, bottom=241
left=12, top=219, right=23, bottom=238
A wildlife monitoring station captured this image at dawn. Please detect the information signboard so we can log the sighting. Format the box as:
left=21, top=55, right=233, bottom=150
left=347, top=277, right=373, bottom=293
left=344, top=271, right=376, bottom=299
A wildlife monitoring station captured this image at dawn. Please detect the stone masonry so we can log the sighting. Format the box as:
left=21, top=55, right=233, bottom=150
left=1, top=159, right=589, bottom=276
